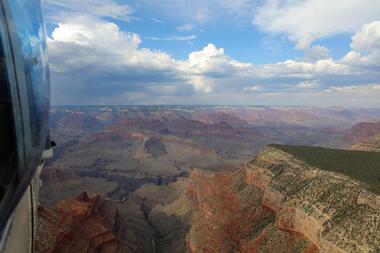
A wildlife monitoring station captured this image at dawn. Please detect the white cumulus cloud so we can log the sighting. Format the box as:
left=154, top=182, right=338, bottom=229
left=253, top=0, right=380, bottom=49
left=351, top=21, right=380, bottom=53
left=343, top=21, right=380, bottom=67
left=44, top=0, right=380, bottom=107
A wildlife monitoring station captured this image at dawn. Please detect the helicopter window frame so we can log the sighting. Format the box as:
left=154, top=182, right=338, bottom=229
left=0, top=0, right=50, bottom=233
left=6, top=0, right=50, bottom=150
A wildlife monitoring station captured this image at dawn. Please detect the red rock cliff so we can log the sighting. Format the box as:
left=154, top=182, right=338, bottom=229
left=144, top=146, right=379, bottom=253
left=36, top=192, right=122, bottom=253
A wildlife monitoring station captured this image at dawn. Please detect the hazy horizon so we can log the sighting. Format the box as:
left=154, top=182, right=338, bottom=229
left=50, top=104, right=380, bottom=109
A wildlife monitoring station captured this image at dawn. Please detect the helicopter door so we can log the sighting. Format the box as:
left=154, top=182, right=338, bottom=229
left=0, top=0, right=50, bottom=249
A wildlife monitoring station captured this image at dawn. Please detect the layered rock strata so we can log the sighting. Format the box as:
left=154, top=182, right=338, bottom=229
left=138, top=147, right=379, bottom=253
left=36, top=192, right=122, bottom=253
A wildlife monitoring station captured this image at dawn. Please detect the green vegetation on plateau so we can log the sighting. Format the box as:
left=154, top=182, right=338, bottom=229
left=270, top=144, right=380, bottom=194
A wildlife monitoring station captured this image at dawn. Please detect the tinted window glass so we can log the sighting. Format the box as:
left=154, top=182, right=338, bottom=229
left=0, top=36, right=16, bottom=203
left=7, top=0, right=49, bottom=148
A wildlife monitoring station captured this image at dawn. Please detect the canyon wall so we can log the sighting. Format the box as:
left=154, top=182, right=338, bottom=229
left=138, top=146, right=379, bottom=253
left=346, top=122, right=380, bottom=152
left=37, top=146, right=380, bottom=253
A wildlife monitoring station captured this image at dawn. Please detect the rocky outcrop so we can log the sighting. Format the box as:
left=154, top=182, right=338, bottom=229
left=136, top=146, right=379, bottom=253
left=134, top=136, right=167, bottom=159
left=351, top=134, right=380, bottom=152
left=183, top=162, right=315, bottom=253
left=346, top=122, right=380, bottom=152
left=36, top=192, right=122, bottom=253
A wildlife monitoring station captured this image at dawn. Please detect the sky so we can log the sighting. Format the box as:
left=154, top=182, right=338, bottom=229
left=43, top=0, right=380, bottom=107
